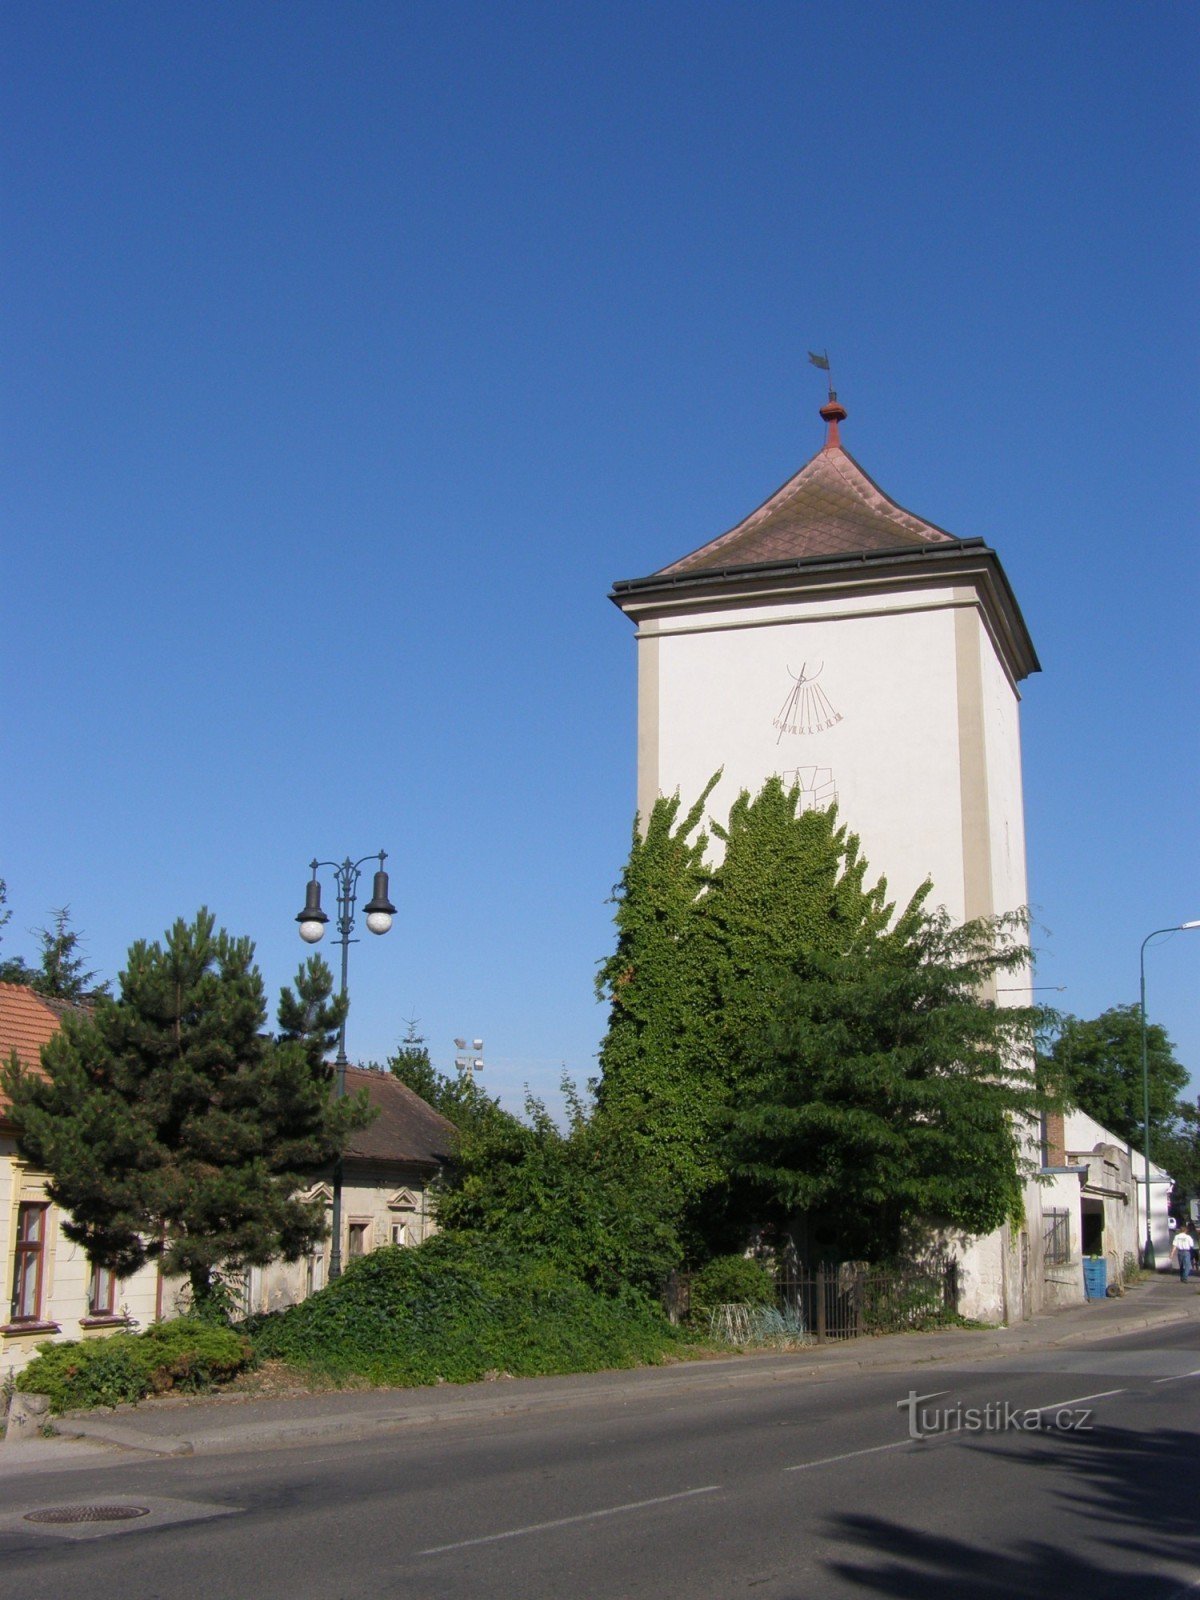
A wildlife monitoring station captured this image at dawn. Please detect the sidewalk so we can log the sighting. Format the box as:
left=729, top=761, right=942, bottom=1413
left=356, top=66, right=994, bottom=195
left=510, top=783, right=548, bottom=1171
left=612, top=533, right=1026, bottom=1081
left=8, top=1275, right=1199, bottom=1470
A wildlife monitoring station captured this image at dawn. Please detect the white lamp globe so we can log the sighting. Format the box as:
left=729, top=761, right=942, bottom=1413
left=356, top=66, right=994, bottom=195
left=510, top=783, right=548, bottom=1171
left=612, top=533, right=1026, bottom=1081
left=365, top=910, right=393, bottom=936
left=299, top=919, right=326, bottom=944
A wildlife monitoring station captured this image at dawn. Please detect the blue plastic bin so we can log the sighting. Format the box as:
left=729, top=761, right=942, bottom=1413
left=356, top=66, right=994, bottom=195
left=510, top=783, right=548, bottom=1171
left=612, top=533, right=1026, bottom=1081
left=1083, top=1258, right=1108, bottom=1300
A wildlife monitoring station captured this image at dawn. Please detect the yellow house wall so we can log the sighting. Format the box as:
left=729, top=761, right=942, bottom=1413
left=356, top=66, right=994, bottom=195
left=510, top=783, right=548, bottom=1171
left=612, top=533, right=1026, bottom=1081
left=1, top=1137, right=163, bottom=1380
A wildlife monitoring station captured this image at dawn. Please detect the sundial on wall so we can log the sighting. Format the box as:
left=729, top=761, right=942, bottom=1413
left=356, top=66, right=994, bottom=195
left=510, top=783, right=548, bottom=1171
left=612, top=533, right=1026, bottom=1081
left=780, top=766, right=839, bottom=815
left=773, top=661, right=843, bottom=741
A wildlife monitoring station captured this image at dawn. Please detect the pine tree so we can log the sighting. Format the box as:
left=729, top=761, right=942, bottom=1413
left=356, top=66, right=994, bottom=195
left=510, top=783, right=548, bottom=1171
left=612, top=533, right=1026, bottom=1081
left=1, top=910, right=374, bottom=1308
left=0, top=889, right=105, bottom=996
left=30, top=906, right=106, bottom=1002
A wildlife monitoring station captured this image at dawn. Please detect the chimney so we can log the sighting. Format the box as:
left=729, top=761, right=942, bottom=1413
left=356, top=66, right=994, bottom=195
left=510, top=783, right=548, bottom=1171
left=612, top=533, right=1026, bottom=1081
left=1042, top=1112, right=1066, bottom=1168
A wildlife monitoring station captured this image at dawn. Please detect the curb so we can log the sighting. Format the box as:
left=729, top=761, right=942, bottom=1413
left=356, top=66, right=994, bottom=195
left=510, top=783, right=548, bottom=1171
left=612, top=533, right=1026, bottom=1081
left=47, top=1294, right=1200, bottom=1461
left=1049, top=1305, right=1195, bottom=1345
left=53, top=1419, right=194, bottom=1457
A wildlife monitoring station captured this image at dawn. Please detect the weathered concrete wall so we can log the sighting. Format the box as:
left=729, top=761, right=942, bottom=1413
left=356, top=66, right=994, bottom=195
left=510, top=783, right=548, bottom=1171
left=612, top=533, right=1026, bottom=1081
left=247, top=1161, right=440, bottom=1316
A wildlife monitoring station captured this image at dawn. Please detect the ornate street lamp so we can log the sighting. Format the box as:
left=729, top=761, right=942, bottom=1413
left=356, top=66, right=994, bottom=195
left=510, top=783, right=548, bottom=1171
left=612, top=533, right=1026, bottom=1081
left=296, top=850, right=396, bottom=1280
left=1138, top=920, right=1200, bottom=1269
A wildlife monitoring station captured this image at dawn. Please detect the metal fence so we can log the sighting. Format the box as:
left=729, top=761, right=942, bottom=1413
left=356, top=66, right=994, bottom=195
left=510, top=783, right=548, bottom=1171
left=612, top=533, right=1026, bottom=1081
left=663, top=1260, right=960, bottom=1344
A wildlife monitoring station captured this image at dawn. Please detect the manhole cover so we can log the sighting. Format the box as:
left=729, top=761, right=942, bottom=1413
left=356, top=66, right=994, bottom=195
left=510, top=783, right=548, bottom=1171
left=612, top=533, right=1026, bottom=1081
left=24, top=1505, right=151, bottom=1525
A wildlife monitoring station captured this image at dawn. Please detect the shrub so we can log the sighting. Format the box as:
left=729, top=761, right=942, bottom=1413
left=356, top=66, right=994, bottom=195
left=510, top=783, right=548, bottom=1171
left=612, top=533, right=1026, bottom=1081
left=248, top=1236, right=676, bottom=1386
left=16, top=1319, right=252, bottom=1413
left=690, top=1254, right=776, bottom=1310
left=135, top=1319, right=254, bottom=1390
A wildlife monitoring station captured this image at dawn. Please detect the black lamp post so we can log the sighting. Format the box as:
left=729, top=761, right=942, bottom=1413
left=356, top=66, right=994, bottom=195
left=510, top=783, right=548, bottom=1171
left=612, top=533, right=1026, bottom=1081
left=1138, top=919, right=1199, bottom=1270
left=296, top=850, right=396, bottom=1281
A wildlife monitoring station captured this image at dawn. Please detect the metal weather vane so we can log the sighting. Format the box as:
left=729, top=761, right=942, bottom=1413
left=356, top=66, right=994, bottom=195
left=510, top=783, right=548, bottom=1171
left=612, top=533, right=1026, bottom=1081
left=808, top=348, right=834, bottom=394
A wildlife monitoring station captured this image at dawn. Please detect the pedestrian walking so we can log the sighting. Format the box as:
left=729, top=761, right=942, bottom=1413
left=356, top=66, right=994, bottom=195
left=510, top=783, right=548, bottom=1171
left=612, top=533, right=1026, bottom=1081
left=1170, top=1227, right=1195, bottom=1283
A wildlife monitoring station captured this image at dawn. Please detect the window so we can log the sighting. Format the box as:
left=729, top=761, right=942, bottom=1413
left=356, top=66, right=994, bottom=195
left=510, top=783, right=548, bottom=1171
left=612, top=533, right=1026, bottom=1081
left=347, top=1223, right=367, bottom=1260
left=390, top=1223, right=407, bottom=1247
left=1043, top=1208, right=1071, bottom=1267
left=10, top=1202, right=49, bottom=1322
left=89, top=1264, right=117, bottom=1317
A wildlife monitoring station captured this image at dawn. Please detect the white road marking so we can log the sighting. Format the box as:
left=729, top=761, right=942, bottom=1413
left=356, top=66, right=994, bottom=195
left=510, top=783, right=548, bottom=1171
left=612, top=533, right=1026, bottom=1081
left=1030, top=1389, right=1125, bottom=1411
left=418, top=1485, right=722, bottom=1555
left=785, top=1440, right=915, bottom=1472
left=784, top=1387, right=1128, bottom=1473
left=1153, top=1369, right=1200, bottom=1385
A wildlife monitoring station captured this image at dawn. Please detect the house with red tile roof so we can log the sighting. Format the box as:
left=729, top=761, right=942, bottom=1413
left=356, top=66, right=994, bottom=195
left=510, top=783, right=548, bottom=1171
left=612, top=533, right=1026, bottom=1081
left=1, top=985, right=458, bottom=1366
left=0, top=983, right=164, bottom=1376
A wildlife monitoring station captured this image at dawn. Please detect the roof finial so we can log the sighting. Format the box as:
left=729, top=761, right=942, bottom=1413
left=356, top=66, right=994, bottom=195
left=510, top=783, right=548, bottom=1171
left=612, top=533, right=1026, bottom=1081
left=809, top=349, right=846, bottom=449
left=819, top=391, right=847, bottom=450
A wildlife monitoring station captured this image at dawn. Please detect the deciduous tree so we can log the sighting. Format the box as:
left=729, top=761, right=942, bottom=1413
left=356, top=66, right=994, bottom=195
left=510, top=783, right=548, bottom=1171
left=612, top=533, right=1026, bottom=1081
left=1044, top=1004, right=1188, bottom=1157
left=385, top=1019, right=507, bottom=1139
left=724, top=909, right=1056, bottom=1261
left=0, top=878, right=31, bottom=986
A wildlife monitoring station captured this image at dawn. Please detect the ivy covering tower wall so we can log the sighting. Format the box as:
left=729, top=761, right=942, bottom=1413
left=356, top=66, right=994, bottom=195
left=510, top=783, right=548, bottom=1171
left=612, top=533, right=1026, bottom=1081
left=593, top=775, right=1056, bottom=1263
left=595, top=774, right=910, bottom=1219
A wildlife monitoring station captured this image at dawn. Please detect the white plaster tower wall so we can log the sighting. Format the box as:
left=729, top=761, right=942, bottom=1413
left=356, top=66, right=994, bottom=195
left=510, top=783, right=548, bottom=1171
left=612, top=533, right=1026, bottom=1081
left=640, top=582, right=984, bottom=923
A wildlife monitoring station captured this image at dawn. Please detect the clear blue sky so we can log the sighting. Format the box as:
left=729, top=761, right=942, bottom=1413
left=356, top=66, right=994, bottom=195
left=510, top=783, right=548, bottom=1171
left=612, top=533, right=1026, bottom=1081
left=4, top=2, right=1197, bottom=1112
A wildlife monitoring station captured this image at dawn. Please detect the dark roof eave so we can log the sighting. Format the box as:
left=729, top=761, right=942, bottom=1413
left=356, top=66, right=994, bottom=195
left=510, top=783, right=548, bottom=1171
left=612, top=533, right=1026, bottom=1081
left=341, top=1151, right=450, bottom=1170
left=611, top=536, right=987, bottom=597
left=610, top=538, right=1040, bottom=678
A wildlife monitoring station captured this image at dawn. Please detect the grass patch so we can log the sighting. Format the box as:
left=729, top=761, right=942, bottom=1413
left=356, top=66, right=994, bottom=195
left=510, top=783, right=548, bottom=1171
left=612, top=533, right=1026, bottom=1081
left=247, top=1235, right=678, bottom=1386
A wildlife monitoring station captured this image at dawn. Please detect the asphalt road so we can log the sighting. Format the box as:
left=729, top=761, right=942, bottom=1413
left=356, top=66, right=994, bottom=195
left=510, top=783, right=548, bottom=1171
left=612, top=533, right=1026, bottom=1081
left=1, top=1319, right=1198, bottom=1600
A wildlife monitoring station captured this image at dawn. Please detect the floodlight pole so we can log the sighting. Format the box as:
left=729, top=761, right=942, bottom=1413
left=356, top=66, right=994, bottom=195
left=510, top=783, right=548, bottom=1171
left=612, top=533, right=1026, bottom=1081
left=453, top=1036, right=485, bottom=1076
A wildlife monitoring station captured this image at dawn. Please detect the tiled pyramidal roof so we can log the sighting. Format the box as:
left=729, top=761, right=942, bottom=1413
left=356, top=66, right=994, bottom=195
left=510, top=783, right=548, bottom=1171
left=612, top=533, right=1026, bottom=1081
left=658, top=398, right=957, bottom=575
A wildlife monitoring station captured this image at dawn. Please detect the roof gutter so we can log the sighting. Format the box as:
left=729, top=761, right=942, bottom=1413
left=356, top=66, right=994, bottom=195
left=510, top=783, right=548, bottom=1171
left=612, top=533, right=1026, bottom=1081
left=610, top=537, right=1039, bottom=680
left=610, top=537, right=987, bottom=599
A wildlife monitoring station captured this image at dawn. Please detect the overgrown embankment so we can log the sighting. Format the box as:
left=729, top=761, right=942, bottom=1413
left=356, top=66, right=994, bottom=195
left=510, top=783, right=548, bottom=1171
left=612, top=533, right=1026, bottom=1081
left=247, top=1235, right=680, bottom=1386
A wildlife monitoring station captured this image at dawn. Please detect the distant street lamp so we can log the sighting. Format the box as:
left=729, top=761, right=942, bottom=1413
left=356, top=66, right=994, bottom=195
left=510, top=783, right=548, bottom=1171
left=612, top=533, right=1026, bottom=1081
left=1139, top=920, right=1200, bottom=1270
left=297, top=850, right=396, bottom=1280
